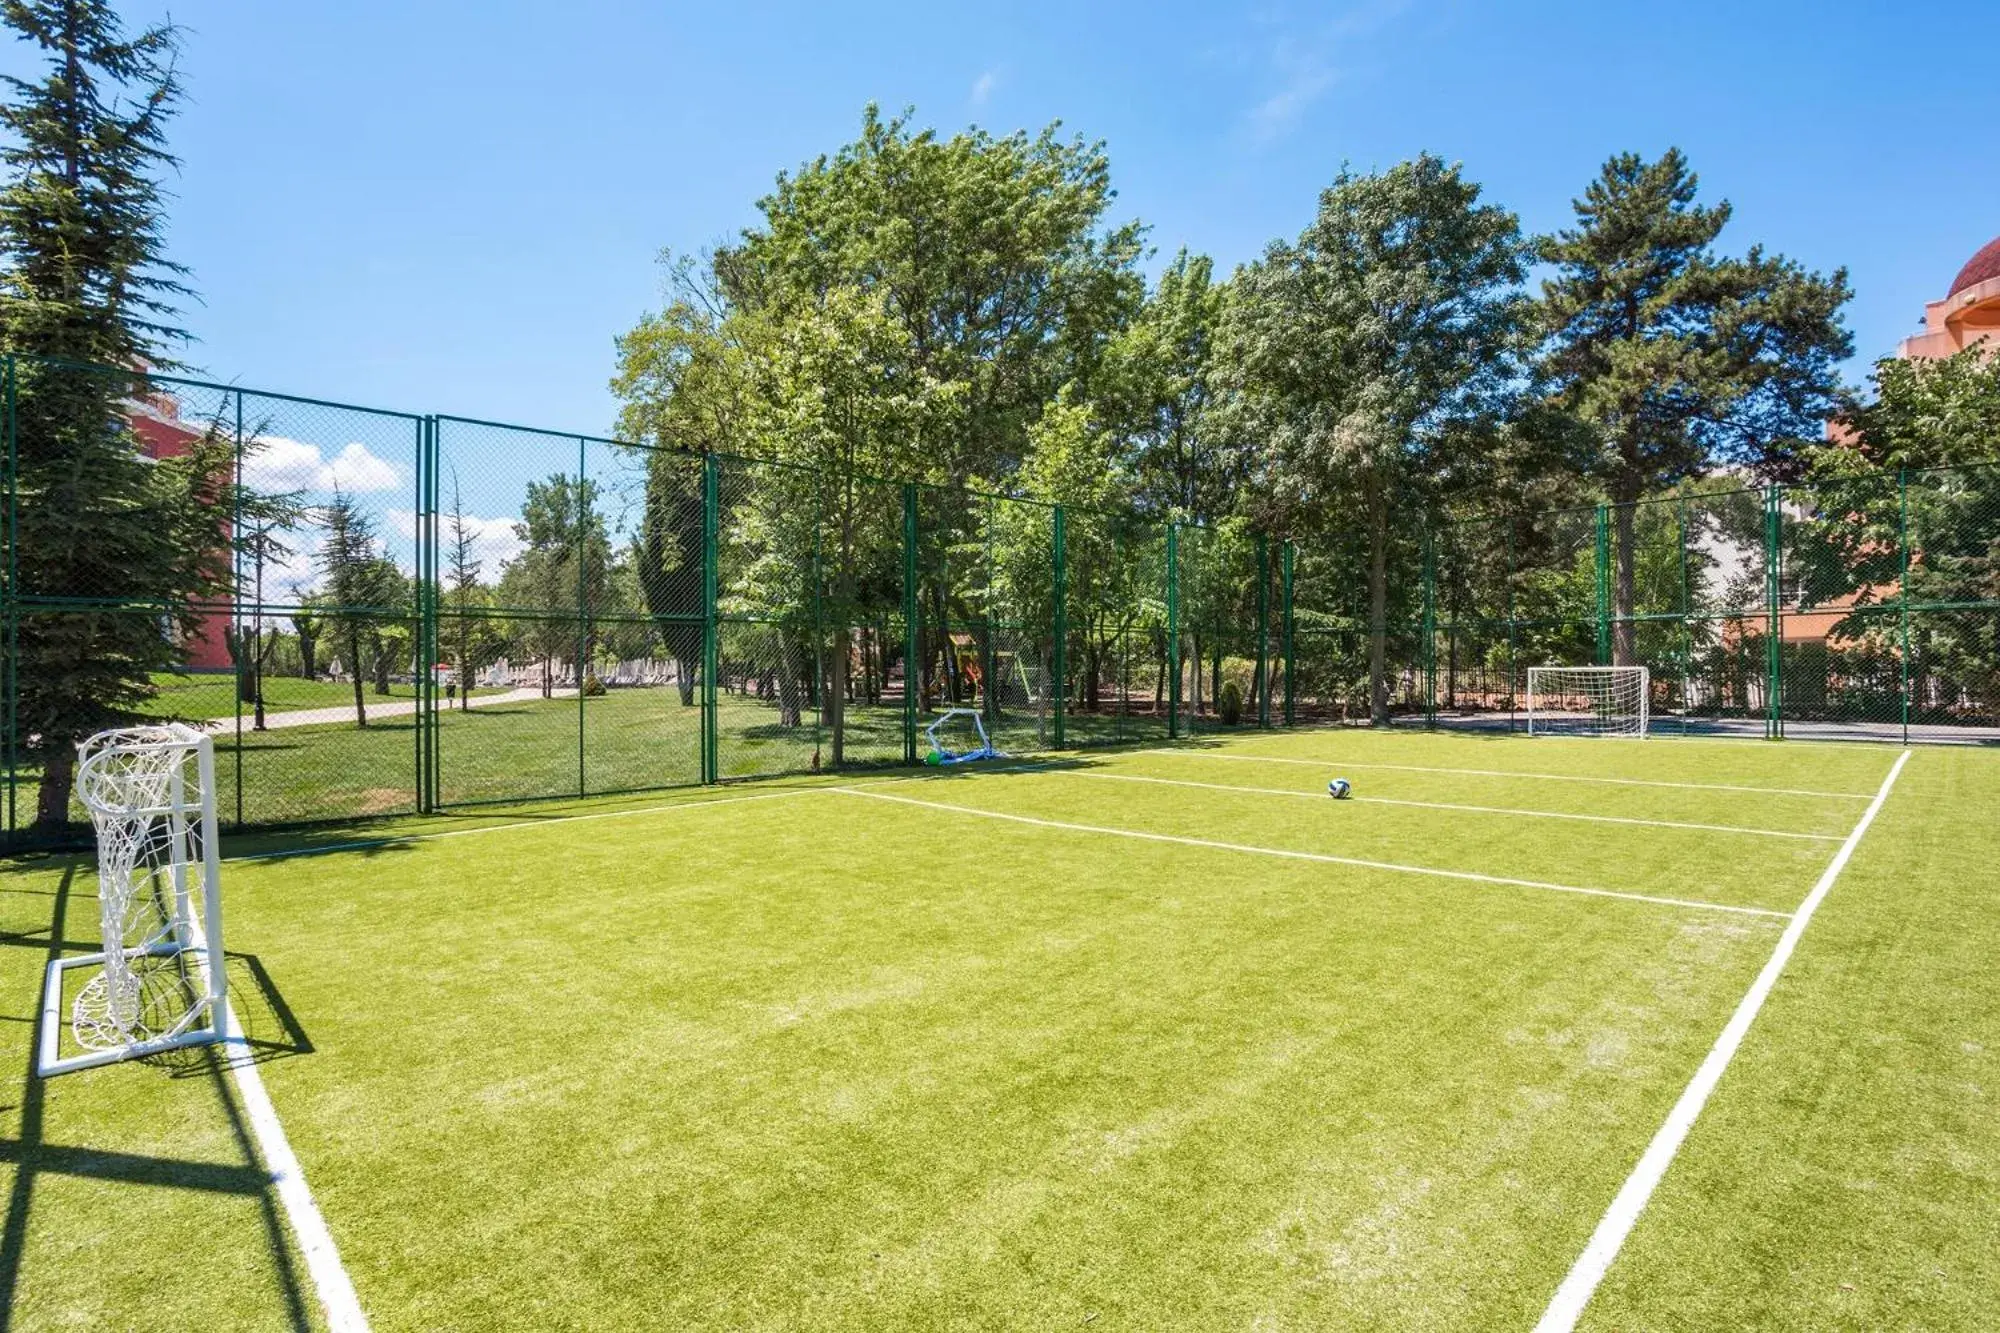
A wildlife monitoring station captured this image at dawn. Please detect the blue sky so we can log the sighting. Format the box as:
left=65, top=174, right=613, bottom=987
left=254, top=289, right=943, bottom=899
left=9, top=0, right=1999, bottom=439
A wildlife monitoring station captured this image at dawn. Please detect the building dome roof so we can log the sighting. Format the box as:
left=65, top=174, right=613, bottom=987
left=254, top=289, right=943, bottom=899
left=1948, top=235, right=2000, bottom=297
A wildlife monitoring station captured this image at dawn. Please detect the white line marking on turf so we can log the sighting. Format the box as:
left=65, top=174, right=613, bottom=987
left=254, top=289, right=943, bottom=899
left=1532, top=748, right=1912, bottom=1333
left=228, top=786, right=832, bottom=862
left=225, top=763, right=1061, bottom=864
left=835, top=785, right=1788, bottom=920
left=181, top=913, right=370, bottom=1332
left=219, top=1007, right=370, bottom=1332
left=1058, top=770, right=1841, bottom=842
left=1140, top=747, right=1874, bottom=800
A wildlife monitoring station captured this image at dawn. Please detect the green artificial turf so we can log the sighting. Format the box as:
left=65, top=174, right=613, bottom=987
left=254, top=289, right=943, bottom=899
left=1, top=730, right=1992, bottom=1329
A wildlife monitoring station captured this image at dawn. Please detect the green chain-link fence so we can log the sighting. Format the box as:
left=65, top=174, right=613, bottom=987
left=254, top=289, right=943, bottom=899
left=6, top=350, right=1996, bottom=844
left=1425, top=473, right=2000, bottom=742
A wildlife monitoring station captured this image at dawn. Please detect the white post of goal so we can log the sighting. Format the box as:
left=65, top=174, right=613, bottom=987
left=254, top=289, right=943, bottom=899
left=38, top=723, right=230, bottom=1077
left=1525, top=666, right=1650, bottom=738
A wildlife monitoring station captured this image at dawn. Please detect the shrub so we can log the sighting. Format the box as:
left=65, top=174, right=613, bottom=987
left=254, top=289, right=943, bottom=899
left=1218, top=679, right=1243, bottom=725
left=582, top=672, right=608, bottom=697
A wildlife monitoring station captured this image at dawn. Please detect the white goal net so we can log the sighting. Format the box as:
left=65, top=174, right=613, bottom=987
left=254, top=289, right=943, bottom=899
left=39, top=723, right=229, bottom=1076
left=1525, top=666, right=1649, bottom=738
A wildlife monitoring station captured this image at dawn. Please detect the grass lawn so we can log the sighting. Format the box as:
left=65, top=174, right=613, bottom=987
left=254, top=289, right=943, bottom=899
left=3, top=728, right=1991, bottom=1328
left=134, top=672, right=467, bottom=721
left=7, top=681, right=1170, bottom=835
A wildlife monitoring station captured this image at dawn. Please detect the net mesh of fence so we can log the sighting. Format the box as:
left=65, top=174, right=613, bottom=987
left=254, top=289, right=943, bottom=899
left=6, top=349, right=1998, bottom=843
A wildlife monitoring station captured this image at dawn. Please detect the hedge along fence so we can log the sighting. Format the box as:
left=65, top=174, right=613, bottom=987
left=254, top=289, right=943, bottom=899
left=1, top=353, right=1327, bottom=842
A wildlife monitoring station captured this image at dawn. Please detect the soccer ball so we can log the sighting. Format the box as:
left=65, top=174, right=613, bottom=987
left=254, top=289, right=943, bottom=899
left=1327, top=778, right=1351, bottom=799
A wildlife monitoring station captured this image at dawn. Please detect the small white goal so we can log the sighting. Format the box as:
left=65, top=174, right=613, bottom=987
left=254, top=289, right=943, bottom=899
left=38, top=723, right=229, bottom=1076
left=1525, top=666, right=1649, bottom=738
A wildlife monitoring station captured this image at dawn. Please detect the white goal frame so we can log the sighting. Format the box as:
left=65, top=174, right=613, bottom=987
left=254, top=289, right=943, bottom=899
left=38, top=723, right=229, bottom=1077
left=1525, top=666, right=1650, bottom=739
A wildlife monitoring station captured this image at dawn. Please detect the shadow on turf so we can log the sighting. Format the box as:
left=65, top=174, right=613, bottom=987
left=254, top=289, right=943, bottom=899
left=0, top=863, right=317, bottom=1332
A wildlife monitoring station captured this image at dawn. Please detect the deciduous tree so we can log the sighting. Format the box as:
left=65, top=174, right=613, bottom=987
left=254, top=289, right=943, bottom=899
left=1218, top=155, right=1528, bottom=722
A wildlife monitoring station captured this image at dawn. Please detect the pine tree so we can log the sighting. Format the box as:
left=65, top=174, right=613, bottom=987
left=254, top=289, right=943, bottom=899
left=0, top=1, right=236, bottom=831
left=446, top=472, right=489, bottom=711
left=317, top=487, right=400, bottom=727
left=1536, top=150, right=1852, bottom=666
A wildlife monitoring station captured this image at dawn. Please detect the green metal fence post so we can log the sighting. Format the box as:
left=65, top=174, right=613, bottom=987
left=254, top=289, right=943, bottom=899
left=2, top=355, right=13, bottom=839
left=1282, top=539, right=1296, bottom=727
left=1166, top=522, right=1180, bottom=739
left=702, top=452, right=720, bottom=784
left=1765, top=484, right=1783, bottom=740
left=427, top=417, right=439, bottom=812
left=432, top=419, right=443, bottom=810
left=1899, top=468, right=1911, bottom=744
left=1421, top=524, right=1437, bottom=728
left=1505, top=519, right=1518, bottom=731
left=233, top=389, right=246, bottom=829
left=408, top=414, right=420, bottom=815
left=981, top=493, right=996, bottom=727
left=576, top=436, right=587, bottom=798
left=1255, top=531, right=1271, bottom=728
left=1594, top=503, right=1611, bottom=666
left=1052, top=505, right=1067, bottom=750
left=1677, top=494, right=1692, bottom=739
left=902, top=483, right=919, bottom=766
left=811, top=480, right=826, bottom=767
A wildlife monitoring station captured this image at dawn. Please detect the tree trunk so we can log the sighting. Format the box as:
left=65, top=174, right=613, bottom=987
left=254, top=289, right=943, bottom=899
left=777, top=633, right=802, bottom=727
left=372, top=636, right=393, bottom=695
left=1611, top=481, right=1639, bottom=668
left=1367, top=472, right=1390, bottom=726
left=931, top=586, right=960, bottom=705
left=830, top=626, right=849, bottom=766
left=34, top=742, right=75, bottom=834
left=457, top=624, right=472, bottom=711
left=254, top=628, right=273, bottom=731
left=348, top=624, right=368, bottom=727
left=1190, top=632, right=1204, bottom=717
left=298, top=629, right=318, bottom=681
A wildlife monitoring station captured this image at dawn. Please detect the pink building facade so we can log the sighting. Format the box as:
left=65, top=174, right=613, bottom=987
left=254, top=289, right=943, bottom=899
left=1896, top=234, right=2000, bottom=361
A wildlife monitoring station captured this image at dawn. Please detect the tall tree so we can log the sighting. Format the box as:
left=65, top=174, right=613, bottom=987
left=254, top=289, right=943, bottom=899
left=289, top=590, right=324, bottom=682
left=444, top=472, right=501, bottom=709
left=1536, top=148, right=1852, bottom=665
left=612, top=257, right=747, bottom=706
left=0, top=0, right=235, bottom=829
left=713, top=104, right=1144, bottom=486
left=732, top=287, right=958, bottom=761
left=317, top=487, right=402, bottom=727
left=1101, top=249, right=1234, bottom=520
left=502, top=473, right=610, bottom=698
left=1219, top=154, right=1528, bottom=723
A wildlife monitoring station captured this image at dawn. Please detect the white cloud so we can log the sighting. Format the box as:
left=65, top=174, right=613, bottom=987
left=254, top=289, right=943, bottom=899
left=1246, top=58, right=1333, bottom=142
left=1240, top=0, right=1409, bottom=145
left=392, top=507, right=527, bottom=573
left=970, top=70, right=998, bottom=106
left=244, top=523, right=324, bottom=601
left=244, top=434, right=403, bottom=496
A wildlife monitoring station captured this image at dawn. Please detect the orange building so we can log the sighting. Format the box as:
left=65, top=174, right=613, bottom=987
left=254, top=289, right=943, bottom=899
left=1897, top=234, right=2000, bottom=361
left=129, top=391, right=235, bottom=671
left=1781, top=233, right=2000, bottom=647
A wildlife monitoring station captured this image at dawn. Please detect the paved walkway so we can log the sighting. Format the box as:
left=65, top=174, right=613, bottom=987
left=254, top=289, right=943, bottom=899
left=206, top=685, right=579, bottom=733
